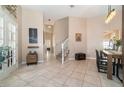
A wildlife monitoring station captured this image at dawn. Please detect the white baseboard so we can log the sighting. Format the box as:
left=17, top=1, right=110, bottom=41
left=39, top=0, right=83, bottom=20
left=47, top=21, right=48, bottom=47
left=68, top=57, right=75, bottom=60
left=86, top=57, right=96, bottom=60
left=38, top=60, right=44, bottom=63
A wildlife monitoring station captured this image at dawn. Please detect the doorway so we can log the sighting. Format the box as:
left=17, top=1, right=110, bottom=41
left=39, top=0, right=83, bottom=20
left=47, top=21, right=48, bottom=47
left=43, top=25, right=54, bottom=60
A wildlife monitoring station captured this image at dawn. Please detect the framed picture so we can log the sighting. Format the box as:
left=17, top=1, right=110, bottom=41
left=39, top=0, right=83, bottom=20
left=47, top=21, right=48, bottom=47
left=75, top=33, right=82, bottom=42
left=29, top=28, right=38, bottom=43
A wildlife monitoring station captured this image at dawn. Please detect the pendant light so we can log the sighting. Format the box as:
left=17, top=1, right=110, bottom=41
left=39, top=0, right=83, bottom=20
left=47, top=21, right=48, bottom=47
left=105, top=5, right=116, bottom=24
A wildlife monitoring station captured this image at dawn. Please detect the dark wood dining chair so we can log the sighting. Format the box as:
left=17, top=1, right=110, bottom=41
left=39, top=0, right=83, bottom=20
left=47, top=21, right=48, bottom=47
left=96, top=50, right=107, bottom=73
left=116, top=58, right=123, bottom=82
left=95, top=49, right=116, bottom=74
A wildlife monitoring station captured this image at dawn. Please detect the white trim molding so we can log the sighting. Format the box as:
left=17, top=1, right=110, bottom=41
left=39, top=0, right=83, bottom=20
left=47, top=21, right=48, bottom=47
left=86, top=57, right=96, bottom=60
left=68, top=57, right=75, bottom=60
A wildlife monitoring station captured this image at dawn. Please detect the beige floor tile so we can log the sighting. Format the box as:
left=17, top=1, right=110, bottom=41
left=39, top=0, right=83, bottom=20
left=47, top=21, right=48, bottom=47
left=27, top=76, right=49, bottom=87
left=50, top=74, right=68, bottom=84
left=100, top=75, right=122, bottom=87
left=15, top=70, right=42, bottom=82
left=84, top=74, right=101, bottom=86
left=101, top=79, right=122, bottom=87
left=70, top=72, right=85, bottom=80
left=64, top=78, right=83, bottom=87
left=41, top=72, right=57, bottom=79
left=86, top=70, right=99, bottom=78
left=46, top=80, right=64, bottom=87
left=74, top=68, right=86, bottom=73
left=82, top=81, right=101, bottom=87
left=63, top=84, right=82, bottom=87
left=0, top=55, right=122, bottom=87
left=43, top=82, right=63, bottom=87
left=59, top=70, right=73, bottom=77
left=0, top=75, right=27, bottom=87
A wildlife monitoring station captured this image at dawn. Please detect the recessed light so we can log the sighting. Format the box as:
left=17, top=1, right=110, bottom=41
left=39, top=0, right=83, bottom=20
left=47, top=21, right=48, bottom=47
left=48, top=25, right=52, bottom=29
left=48, top=19, right=51, bottom=21
left=69, top=5, right=75, bottom=8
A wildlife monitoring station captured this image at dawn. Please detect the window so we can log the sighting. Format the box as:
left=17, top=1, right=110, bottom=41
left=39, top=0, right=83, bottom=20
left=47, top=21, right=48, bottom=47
left=8, top=22, right=16, bottom=65
left=103, top=40, right=113, bottom=49
left=8, top=23, right=16, bottom=49
left=0, top=16, right=4, bottom=46
left=103, top=41, right=109, bottom=49
left=0, top=9, right=17, bottom=69
left=11, top=24, right=16, bottom=49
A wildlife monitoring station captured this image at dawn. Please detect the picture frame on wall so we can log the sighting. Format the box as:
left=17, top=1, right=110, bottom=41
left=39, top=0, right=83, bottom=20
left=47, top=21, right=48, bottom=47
left=29, top=28, right=38, bottom=43
left=75, top=33, right=82, bottom=42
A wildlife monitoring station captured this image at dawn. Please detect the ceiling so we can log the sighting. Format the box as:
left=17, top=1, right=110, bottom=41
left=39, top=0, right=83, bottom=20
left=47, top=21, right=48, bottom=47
left=22, top=5, right=121, bottom=25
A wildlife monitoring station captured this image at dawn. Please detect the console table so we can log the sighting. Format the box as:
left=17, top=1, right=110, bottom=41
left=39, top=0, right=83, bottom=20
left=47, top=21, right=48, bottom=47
left=26, top=51, right=38, bottom=65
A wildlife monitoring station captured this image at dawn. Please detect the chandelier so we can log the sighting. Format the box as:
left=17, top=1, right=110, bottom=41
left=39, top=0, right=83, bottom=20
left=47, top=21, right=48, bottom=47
left=105, top=5, right=116, bottom=24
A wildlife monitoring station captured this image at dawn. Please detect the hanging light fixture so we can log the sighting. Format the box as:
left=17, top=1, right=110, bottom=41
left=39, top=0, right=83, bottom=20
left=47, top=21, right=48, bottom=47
left=47, top=18, right=52, bottom=28
left=47, top=25, right=52, bottom=29
left=69, top=5, right=75, bottom=8
left=105, top=5, right=116, bottom=24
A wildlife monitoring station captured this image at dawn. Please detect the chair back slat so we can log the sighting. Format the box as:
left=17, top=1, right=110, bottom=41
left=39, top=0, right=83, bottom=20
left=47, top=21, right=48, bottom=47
left=95, top=49, right=107, bottom=73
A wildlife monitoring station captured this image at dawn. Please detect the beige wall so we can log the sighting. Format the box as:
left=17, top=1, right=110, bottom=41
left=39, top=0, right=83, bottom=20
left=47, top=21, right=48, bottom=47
left=68, top=17, right=87, bottom=59
left=21, top=7, right=43, bottom=62
left=86, top=7, right=122, bottom=58
left=20, top=6, right=122, bottom=61
left=17, top=6, right=22, bottom=64
left=54, top=17, right=69, bottom=55
left=44, top=32, right=53, bottom=41
left=109, top=8, right=122, bottom=39
left=53, top=14, right=122, bottom=59
left=86, top=16, right=108, bottom=58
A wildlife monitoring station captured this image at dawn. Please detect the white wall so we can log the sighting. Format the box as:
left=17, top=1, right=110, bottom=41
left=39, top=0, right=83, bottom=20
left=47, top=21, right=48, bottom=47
left=54, top=17, right=69, bottom=55
left=68, top=17, right=87, bottom=59
left=21, top=7, right=43, bottom=62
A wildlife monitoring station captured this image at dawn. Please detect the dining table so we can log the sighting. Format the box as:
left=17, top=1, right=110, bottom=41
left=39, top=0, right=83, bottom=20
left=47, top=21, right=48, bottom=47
left=102, top=50, right=122, bottom=80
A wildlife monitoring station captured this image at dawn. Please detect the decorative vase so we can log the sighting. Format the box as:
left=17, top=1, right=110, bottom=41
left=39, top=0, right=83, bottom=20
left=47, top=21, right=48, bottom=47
left=118, top=46, right=122, bottom=52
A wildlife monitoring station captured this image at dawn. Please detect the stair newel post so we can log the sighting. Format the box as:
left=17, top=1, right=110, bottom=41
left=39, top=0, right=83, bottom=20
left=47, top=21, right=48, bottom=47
left=61, top=43, right=64, bottom=64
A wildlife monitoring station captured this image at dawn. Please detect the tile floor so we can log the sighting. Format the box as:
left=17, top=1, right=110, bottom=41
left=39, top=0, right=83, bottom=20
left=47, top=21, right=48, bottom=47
left=0, top=54, right=123, bottom=87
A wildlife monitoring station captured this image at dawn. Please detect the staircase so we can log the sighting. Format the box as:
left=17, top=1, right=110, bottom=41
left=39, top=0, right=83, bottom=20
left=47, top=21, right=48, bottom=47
left=56, top=50, right=69, bottom=62
left=56, top=38, right=69, bottom=64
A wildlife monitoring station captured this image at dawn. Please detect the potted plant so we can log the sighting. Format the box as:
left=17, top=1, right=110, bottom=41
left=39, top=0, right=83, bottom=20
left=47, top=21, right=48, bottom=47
left=0, top=46, right=11, bottom=62
left=115, top=39, right=122, bottom=51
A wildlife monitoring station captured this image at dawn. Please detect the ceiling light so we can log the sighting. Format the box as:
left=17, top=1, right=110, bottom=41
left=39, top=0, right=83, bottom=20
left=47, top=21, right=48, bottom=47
left=69, top=5, right=75, bottom=8
left=105, top=6, right=116, bottom=24
left=48, top=19, right=51, bottom=21
left=48, top=25, right=51, bottom=29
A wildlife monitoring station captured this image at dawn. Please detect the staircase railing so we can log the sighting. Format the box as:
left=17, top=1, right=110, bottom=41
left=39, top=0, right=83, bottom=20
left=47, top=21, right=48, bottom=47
left=61, top=38, right=69, bottom=64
